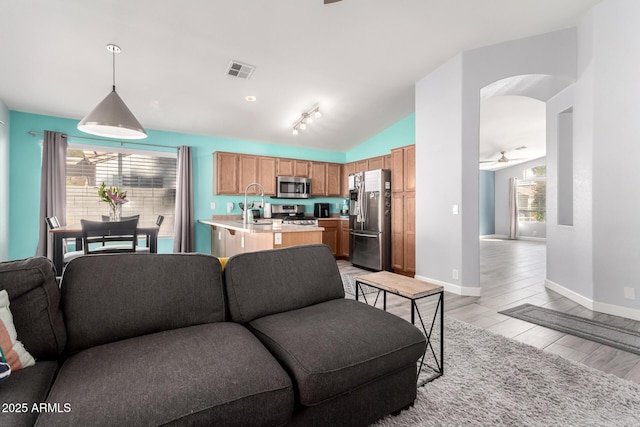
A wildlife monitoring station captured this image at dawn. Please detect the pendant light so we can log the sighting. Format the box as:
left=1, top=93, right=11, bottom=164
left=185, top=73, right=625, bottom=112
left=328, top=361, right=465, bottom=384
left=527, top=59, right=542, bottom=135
left=78, top=44, right=147, bottom=139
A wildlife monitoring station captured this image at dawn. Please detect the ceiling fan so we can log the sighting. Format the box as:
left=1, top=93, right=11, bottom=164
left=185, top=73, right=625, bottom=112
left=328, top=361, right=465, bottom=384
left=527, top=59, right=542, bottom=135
left=324, top=0, right=343, bottom=4
left=479, top=149, right=527, bottom=165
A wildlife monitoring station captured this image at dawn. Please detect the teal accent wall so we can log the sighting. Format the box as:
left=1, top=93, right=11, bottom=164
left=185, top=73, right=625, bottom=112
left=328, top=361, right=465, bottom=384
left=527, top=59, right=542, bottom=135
left=479, top=170, right=495, bottom=235
left=346, top=114, right=415, bottom=162
left=8, top=111, right=416, bottom=261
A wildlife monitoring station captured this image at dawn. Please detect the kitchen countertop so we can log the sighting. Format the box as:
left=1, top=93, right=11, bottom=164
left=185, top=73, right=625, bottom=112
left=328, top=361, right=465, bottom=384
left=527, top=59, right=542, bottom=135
left=317, top=217, right=349, bottom=221
left=199, top=219, right=324, bottom=233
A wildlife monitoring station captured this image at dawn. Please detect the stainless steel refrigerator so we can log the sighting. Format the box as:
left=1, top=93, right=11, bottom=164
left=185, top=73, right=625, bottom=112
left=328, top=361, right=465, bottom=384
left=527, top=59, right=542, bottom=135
left=349, top=169, right=392, bottom=271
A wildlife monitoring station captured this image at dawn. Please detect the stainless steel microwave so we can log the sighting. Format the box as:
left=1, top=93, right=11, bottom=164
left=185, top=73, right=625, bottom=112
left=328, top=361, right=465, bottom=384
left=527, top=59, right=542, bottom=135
left=276, top=176, right=311, bottom=199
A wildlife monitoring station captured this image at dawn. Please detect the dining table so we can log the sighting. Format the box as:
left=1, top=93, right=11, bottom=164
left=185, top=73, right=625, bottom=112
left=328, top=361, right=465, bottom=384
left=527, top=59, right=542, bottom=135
left=49, top=223, right=160, bottom=274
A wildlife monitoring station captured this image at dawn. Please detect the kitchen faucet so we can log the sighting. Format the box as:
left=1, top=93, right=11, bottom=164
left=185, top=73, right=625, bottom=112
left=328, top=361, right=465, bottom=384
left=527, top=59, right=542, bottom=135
left=243, top=182, right=265, bottom=225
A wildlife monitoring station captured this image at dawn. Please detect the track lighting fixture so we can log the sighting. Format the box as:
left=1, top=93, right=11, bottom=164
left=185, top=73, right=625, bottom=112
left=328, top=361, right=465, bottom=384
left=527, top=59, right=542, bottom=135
left=292, top=106, right=321, bottom=135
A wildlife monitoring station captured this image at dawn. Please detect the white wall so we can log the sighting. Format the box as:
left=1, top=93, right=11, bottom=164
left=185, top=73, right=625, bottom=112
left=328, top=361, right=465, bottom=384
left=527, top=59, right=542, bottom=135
left=415, top=54, right=466, bottom=292
left=546, top=84, right=595, bottom=301
left=0, top=101, right=9, bottom=261
left=494, top=157, right=547, bottom=238
left=586, top=0, right=640, bottom=313
left=415, top=29, right=576, bottom=295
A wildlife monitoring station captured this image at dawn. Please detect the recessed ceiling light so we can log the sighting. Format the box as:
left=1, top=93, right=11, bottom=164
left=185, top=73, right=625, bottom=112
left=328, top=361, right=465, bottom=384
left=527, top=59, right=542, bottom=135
left=245, top=95, right=257, bottom=103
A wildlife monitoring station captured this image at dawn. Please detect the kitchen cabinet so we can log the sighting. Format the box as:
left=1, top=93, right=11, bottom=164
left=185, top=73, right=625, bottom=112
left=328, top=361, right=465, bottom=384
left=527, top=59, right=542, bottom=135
left=384, top=154, right=392, bottom=170
left=277, top=158, right=310, bottom=177
left=258, top=156, right=277, bottom=195
left=390, top=145, right=416, bottom=276
left=355, top=160, right=368, bottom=173
left=367, top=156, right=385, bottom=171
left=339, top=219, right=350, bottom=259
left=318, top=219, right=338, bottom=256
left=310, top=162, right=327, bottom=197
left=341, top=162, right=355, bottom=196
left=326, top=163, right=342, bottom=196
left=238, top=154, right=258, bottom=193
left=214, top=152, right=239, bottom=194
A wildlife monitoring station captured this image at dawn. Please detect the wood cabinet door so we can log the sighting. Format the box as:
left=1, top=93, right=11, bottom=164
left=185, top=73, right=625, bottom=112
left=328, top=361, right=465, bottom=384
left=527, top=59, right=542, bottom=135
left=339, top=220, right=350, bottom=258
left=318, top=220, right=338, bottom=256
left=310, top=162, right=327, bottom=196
left=367, top=156, right=384, bottom=171
left=277, top=158, right=294, bottom=176
left=355, top=160, right=368, bottom=173
left=403, top=192, right=416, bottom=274
left=342, top=162, right=355, bottom=197
left=294, top=160, right=310, bottom=177
left=403, top=145, right=416, bottom=192
left=384, top=154, right=392, bottom=170
left=391, top=192, right=405, bottom=272
left=258, top=156, right=277, bottom=195
left=238, top=155, right=259, bottom=194
left=326, top=163, right=341, bottom=196
left=214, top=152, right=239, bottom=194
left=391, top=148, right=404, bottom=193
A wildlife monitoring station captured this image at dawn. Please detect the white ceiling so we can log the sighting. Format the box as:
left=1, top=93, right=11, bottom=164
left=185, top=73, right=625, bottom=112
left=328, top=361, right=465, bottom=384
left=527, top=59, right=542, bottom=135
left=0, top=0, right=599, bottom=153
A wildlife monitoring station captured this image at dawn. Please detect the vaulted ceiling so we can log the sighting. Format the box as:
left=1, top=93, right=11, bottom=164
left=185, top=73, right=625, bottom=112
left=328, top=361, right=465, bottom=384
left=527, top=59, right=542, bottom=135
left=0, top=0, right=599, bottom=154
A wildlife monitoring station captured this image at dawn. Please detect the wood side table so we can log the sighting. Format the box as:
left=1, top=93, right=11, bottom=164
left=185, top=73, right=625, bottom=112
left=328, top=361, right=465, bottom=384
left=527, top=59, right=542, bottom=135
left=355, top=271, right=444, bottom=386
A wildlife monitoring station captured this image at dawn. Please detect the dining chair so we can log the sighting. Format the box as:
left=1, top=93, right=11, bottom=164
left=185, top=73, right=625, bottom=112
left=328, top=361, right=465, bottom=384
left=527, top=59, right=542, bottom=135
left=101, top=214, right=140, bottom=222
left=80, top=218, right=139, bottom=254
left=46, top=216, right=85, bottom=265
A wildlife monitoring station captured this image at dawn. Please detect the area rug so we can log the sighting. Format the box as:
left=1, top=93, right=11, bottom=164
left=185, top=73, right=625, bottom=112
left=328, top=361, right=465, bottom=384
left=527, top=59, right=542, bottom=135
left=374, top=317, right=640, bottom=426
left=340, top=273, right=378, bottom=296
left=499, top=303, right=640, bottom=356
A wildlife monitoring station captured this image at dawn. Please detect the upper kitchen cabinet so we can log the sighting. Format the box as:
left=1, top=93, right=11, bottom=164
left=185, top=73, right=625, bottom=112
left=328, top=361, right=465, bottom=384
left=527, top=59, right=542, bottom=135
left=391, top=145, right=415, bottom=193
left=367, top=156, right=385, bottom=171
left=326, top=163, right=341, bottom=196
left=311, top=162, right=342, bottom=197
left=258, top=156, right=277, bottom=195
left=277, top=158, right=310, bottom=177
left=355, top=159, right=368, bottom=173
left=238, top=154, right=258, bottom=193
left=341, top=162, right=355, bottom=197
left=310, top=162, right=327, bottom=197
left=213, top=152, right=239, bottom=194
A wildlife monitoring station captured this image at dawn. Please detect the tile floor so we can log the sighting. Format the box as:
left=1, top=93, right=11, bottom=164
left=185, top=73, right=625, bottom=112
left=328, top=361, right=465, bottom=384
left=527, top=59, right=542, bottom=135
left=338, top=238, right=640, bottom=384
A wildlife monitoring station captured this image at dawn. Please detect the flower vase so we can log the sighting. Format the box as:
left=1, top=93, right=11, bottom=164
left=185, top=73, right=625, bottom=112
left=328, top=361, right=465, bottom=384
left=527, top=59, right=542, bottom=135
left=109, top=204, right=122, bottom=221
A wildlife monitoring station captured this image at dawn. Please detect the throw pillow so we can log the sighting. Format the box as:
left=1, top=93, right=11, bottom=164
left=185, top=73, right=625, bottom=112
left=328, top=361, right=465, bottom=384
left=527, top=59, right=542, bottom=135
left=0, top=289, right=36, bottom=373
left=219, top=257, right=228, bottom=271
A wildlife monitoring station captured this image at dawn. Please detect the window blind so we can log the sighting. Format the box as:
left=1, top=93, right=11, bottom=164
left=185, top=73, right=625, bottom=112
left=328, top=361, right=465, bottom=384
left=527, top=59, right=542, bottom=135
left=65, top=145, right=177, bottom=237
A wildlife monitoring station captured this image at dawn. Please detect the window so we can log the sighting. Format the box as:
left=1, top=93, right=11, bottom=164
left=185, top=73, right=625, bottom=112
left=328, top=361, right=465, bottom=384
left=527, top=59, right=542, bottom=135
left=518, top=166, right=546, bottom=223
left=66, top=144, right=176, bottom=237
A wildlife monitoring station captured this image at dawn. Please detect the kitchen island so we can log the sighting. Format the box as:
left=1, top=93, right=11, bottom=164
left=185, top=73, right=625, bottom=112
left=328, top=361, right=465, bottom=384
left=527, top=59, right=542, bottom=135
left=199, top=218, right=324, bottom=258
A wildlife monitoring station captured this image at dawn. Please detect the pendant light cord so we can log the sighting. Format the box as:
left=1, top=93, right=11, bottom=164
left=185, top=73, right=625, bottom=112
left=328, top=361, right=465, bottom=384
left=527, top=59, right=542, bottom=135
left=112, top=47, right=116, bottom=91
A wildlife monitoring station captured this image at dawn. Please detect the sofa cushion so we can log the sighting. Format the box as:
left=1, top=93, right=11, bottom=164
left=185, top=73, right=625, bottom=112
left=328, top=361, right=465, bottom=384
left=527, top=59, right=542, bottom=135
left=0, top=360, right=59, bottom=427
left=0, top=257, right=66, bottom=359
left=248, top=298, right=426, bottom=406
left=225, top=244, right=345, bottom=323
left=61, top=253, right=225, bottom=354
left=38, top=323, right=293, bottom=427
left=0, top=289, right=35, bottom=372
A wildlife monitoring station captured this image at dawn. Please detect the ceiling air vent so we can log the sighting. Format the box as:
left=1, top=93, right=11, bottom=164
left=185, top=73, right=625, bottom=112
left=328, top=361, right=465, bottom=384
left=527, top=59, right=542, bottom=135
left=226, top=60, right=255, bottom=80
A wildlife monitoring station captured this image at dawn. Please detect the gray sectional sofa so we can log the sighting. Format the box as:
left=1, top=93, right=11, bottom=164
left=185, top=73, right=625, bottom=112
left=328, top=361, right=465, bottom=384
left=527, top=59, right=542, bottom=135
left=0, top=244, right=426, bottom=427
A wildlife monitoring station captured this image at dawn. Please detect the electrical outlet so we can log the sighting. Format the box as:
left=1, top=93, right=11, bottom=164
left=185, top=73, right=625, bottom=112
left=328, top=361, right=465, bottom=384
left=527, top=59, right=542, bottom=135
left=624, top=286, right=636, bottom=300
left=274, top=232, right=282, bottom=245
left=210, top=202, right=216, bottom=210
left=452, top=269, right=459, bottom=280
left=452, top=204, right=459, bottom=215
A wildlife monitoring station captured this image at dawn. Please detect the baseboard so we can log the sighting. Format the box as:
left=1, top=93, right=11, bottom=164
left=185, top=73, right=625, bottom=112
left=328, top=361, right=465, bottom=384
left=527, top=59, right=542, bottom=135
left=545, top=279, right=640, bottom=322
left=414, top=274, right=481, bottom=297
left=480, top=234, right=546, bottom=242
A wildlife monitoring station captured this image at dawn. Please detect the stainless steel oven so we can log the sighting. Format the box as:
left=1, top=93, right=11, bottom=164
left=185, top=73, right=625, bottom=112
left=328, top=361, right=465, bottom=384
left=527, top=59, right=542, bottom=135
left=276, top=176, right=311, bottom=199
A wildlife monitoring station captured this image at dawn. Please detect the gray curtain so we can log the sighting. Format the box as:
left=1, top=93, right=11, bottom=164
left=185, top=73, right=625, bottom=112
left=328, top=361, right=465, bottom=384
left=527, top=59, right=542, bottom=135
left=37, top=131, right=68, bottom=257
left=508, top=177, right=519, bottom=240
left=173, top=146, right=195, bottom=252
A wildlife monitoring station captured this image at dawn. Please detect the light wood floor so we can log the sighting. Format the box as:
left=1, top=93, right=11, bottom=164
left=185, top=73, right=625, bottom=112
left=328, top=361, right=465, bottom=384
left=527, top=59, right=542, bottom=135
left=338, top=238, right=640, bottom=384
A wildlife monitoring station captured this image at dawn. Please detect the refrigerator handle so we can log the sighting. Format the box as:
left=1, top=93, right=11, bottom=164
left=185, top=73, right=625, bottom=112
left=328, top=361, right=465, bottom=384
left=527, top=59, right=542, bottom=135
left=350, top=232, right=379, bottom=238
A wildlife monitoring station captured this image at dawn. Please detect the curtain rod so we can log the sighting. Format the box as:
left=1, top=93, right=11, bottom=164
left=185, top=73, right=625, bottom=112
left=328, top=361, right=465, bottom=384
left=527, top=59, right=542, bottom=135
left=27, top=131, right=173, bottom=150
